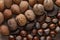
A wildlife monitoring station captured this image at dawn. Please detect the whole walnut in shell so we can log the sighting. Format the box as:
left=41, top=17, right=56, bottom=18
left=4, top=0, right=12, bottom=8
left=16, top=14, right=27, bottom=26
left=1, top=25, right=10, bottom=35
left=8, top=18, right=17, bottom=31
left=33, top=4, right=44, bottom=15
left=11, top=4, right=20, bottom=14
left=0, top=0, right=4, bottom=11
left=0, top=12, right=4, bottom=24
left=19, top=1, right=29, bottom=12
left=25, top=10, right=35, bottom=21
left=44, top=0, right=54, bottom=10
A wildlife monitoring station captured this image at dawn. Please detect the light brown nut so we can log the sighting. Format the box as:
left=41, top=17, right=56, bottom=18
left=19, top=1, right=29, bottom=12
left=11, top=4, right=20, bottom=14
left=33, top=4, right=44, bottom=15
left=16, top=14, right=27, bottom=26
left=1, top=25, right=9, bottom=35
left=25, top=10, right=35, bottom=21
left=13, top=0, right=21, bottom=4
left=55, top=0, right=60, bottom=6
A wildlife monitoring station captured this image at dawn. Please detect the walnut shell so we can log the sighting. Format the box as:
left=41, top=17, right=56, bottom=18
left=1, top=25, right=9, bottom=35
left=25, top=10, right=35, bottom=21
left=8, top=18, right=17, bottom=31
left=16, top=14, right=27, bottom=26
left=33, top=4, right=44, bottom=15
left=11, top=4, right=20, bottom=14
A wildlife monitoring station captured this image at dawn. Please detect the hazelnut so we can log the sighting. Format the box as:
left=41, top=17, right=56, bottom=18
left=37, top=0, right=44, bottom=4
left=20, top=30, right=27, bottom=37
left=58, top=21, right=60, bottom=26
left=27, top=34, right=33, bottom=40
left=49, top=24, right=56, bottom=29
left=19, top=1, right=29, bottom=12
left=45, top=16, right=51, bottom=23
left=11, top=4, right=20, bottom=14
left=8, top=18, right=17, bottom=31
left=46, top=36, right=52, bottom=40
left=25, top=10, right=35, bottom=21
left=16, top=14, right=27, bottom=26
left=9, top=35, right=15, bottom=40
left=13, top=0, right=21, bottom=4
left=3, top=9, right=12, bottom=19
left=0, top=0, right=4, bottom=11
left=55, top=0, right=60, bottom=6
left=23, top=37, right=27, bottom=40
left=44, top=0, right=54, bottom=10
left=33, top=36, right=39, bottom=40
left=52, top=18, right=58, bottom=23
left=57, top=13, right=60, bottom=19
left=4, top=0, right=12, bottom=8
left=1, top=25, right=9, bottom=35
left=40, top=36, right=45, bottom=40
left=28, top=0, right=36, bottom=6
left=0, top=12, right=4, bottom=24
left=42, top=23, right=48, bottom=29
left=33, top=4, right=44, bottom=15
left=16, top=36, right=22, bottom=40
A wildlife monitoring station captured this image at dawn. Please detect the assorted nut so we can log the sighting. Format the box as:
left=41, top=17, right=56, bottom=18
left=0, top=0, right=60, bottom=40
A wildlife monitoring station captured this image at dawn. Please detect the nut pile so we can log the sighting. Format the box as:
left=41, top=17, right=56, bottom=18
left=0, top=0, right=60, bottom=40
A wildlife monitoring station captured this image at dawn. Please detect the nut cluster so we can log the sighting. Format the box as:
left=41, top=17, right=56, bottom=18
left=0, top=0, right=60, bottom=40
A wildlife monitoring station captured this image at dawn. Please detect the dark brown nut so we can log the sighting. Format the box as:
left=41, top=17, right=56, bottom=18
left=9, top=35, right=15, bottom=40
left=45, top=16, right=51, bottom=23
left=8, top=18, right=17, bottom=31
left=29, top=0, right=36, bottom=6
left=33, top=4, right=44, bottom=15
left=49, top=24, right=56, bottom=29
left=16, top=36, right=22, bottom=40
left=1, top=25, right=9, bottom=35
left=27, top=34, right=33, bottom=40
left=11, top=4, right=20, bottom=14
left=33, top=36, right=39, bottom=40
left=44, top=0, right=54, bottom=10
left=3, top=9, right=12, bottom=19
left=44, top=29, right=50, bottom=35
left=31, top=29, right=37, bottom=36
left=58, top=21, right=60, bottom=26
left=55, top=26, right=60, bottom=33
left=38, top=29, right=43, bottom=36
left=37, top=0, right=44, bottom=4
left=20, top=30, right=27, bottom=37
left=55, top=0, right=60, bottom=6
left=42, top=23, right=48, bottom=29
left=0, top=0, right=4, bottom=11
left=0, top=12, right=4, bottom=24
left=13, top=0, right=21, bottom=4
left=46, top=36, right=52, bottom=40
left=4, top=0, right=12, bottom=8
left=25, top=10, right=35, bottom=21
left=19, top=1, right=29, bottom=12
left=40, top=36, right=45, bottom=40
left=52, top=18, right=58, bottom=23
left=16, top=14, right=27, bottom=26
left=57, top=13, right=60, bottom=19
left=23, top=37, right=27, bottom=40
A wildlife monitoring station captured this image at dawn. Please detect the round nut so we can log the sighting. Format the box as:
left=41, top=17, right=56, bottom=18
left=33, top=36, right=39, bottom=40
left=16, top=36, right=22, bottom=40
left=44, top=0, right=54, bottom=10
left=46, top=36, right=52, bottom=40
left=1, top=25, right=9, bottom=35
left=0, top=12, right=4, bottom=24
left=57, top=13, right=60, bottom=19
left=33, top=4, right=44, bottom=15
left=55, top=0, right=60, bottom=6
left=58, top=21, right=60, bottom=26
left=8, top=18, right=17, bottom=31
left=37, top=0, right=44, bottom=4
left=19, top=1, right=29, bottom=12
left=0, top=0, right=4, bottom=11
left=52, top=18, right=58, bottom=23
left=25, top=10, right=35, bottom=21
left=16, top=14, right=27, bottom=26
left=11, top=4, right=20, bottom=14
left=13, top=0, right=21, bottom=4
left=4, top=0, right=12, bottom=8
left=29, top=0, right=36, bottom=6
left=3, top=9, right=12, bottom=19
